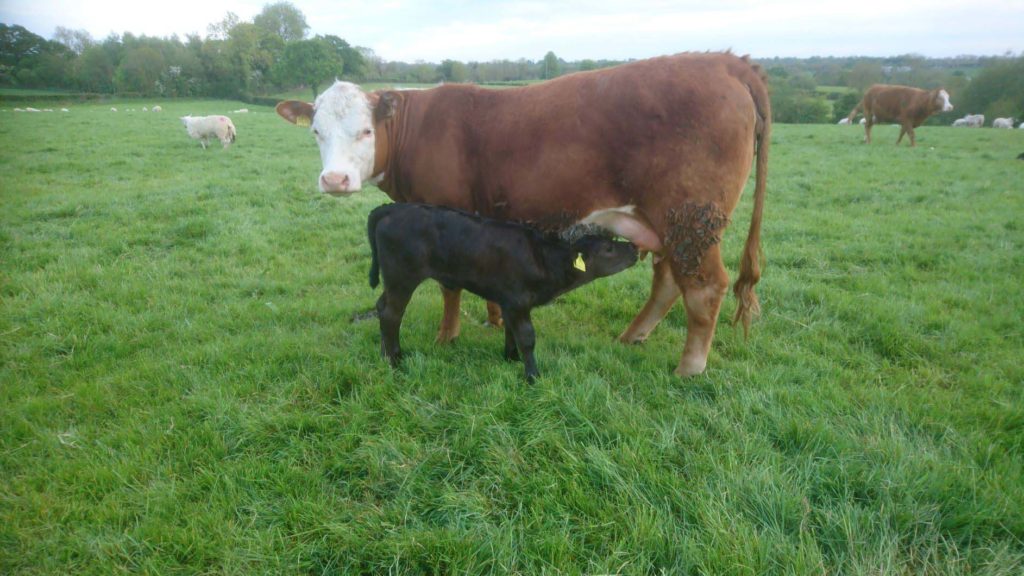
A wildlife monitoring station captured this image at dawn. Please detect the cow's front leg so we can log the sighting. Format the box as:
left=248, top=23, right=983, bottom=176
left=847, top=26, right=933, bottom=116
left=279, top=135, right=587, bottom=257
left=619, top=257, right=680, bottom=343
left=506, top=307, right=538, bottom=382
left=436, top=285, right=462, bottom=343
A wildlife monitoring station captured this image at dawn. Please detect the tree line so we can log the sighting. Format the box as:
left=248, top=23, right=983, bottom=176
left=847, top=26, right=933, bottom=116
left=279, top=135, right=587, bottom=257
left=1, top=2, right=1021, bottom=123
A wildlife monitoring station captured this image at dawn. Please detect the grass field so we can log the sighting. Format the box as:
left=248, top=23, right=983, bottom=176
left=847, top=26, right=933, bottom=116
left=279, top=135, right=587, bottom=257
left=2, top=100, right=1023, bottom=574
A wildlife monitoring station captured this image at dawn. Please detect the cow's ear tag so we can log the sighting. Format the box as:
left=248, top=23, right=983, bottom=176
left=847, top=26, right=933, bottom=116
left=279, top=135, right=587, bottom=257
left=574, top=254, right=586, bottom=272
left=296, top=115, right=311, bottom=127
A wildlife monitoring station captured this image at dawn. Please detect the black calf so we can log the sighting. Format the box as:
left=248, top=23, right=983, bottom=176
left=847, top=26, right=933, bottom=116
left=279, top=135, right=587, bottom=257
left=368, top=203, right=638, bottom=381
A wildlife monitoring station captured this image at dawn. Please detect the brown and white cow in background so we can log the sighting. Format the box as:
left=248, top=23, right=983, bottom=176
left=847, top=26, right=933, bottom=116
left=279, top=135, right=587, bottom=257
left=277, top=52, right=771, bottom=377
left=847, top=84, right=953, bottom=146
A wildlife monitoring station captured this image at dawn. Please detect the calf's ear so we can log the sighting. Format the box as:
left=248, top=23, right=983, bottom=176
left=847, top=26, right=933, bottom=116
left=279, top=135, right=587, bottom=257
left=276, top=101, right=314, bottom=127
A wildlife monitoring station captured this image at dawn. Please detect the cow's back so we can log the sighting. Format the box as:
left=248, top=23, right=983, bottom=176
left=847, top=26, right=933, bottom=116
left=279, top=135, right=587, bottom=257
left=390, top=53, right=763, bottom=231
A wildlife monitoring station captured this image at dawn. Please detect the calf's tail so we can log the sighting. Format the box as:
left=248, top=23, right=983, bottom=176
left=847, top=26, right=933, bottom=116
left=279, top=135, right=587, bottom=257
left=367, top=206, right=389, bottom=289
left=732, top=61, right=771, bottom=337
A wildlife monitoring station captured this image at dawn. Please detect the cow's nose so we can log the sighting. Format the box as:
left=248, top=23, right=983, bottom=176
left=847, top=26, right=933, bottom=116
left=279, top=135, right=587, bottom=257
left=320, top=172, right=351, bottom=193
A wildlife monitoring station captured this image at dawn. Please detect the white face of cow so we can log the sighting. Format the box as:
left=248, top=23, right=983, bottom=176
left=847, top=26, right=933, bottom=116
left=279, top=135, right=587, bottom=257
left=937, top=89, right=954, bottom=113
left=309, top=81, right=377, bottom=195
left=277, top=81, right=378, bottom=196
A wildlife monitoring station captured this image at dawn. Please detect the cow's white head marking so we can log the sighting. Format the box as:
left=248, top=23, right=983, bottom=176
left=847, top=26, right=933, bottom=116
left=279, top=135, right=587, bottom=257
left=936, top=89, right=953, bottom=112
left=276, top=81, right=384, bottom=196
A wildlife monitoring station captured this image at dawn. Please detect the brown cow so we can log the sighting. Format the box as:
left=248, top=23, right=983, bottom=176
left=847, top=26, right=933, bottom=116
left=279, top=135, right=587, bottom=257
left=846, top=84, right=954, bottom=146
left=277, top=52, right=770, bottom=377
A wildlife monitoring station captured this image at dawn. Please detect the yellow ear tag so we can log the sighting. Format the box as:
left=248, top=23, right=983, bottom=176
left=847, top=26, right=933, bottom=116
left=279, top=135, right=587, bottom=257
left=574, top=254, right=586, bottom=272
left=296, top=115, right=311, bottom=127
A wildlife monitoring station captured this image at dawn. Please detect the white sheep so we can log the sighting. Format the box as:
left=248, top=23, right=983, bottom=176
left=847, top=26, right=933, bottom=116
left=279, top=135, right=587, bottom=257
left=180, top=115, right=237, bottom=149
left=152, top=105, right=162, bottom=112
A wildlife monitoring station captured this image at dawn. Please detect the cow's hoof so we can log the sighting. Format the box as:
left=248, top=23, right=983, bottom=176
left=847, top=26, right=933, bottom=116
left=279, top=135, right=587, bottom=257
left=674, top=357, right=707, bottom=377
left=435, top=328, right=460, bottom=344
left=617, top=332, right=648, bottom=345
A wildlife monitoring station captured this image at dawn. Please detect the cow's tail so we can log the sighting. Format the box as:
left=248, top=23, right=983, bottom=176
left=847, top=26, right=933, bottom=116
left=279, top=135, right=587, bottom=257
left=732, top=60, right=771, bottom=337
left=367, top=206, right=389, bottom=289
left=846, top=100, right=863, bottom=124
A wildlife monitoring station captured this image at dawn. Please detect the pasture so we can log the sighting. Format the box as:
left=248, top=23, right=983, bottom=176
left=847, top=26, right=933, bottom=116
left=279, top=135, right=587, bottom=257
left=1, top=101, right=1023, bottom=574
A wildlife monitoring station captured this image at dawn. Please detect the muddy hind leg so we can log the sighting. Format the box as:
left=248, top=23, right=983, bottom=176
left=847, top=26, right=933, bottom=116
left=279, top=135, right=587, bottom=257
left=674, top=244, right=729, bottom=377
left=437, top=285, right=462, bottom=343
left=619, top=257, right=681, bottom=344
left=659, top=202, right=732, bottom=377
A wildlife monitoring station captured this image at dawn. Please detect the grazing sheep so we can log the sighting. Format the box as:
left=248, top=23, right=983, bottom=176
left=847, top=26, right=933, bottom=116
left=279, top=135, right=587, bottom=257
left=232, top=108, right=249, bottom=113
left=60, top=108, right=69, bottom=112
left=993, top=117, right=1015, bottom=129
left=152, top=105, right=162, bottom=112
left=111, top=107, right=118, bottom=112
left=180, top=115, right=237, bottom=149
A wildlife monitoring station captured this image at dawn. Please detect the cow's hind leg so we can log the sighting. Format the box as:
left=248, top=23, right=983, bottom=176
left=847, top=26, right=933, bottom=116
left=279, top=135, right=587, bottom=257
left=436, top=285, right=462, bottom=343
left=661, top=202, right=731, bottom=377
left=896, top=125, right=907, bottom=145
left=619, top=257, right=680, bottom=343
left=486, top=301, right=504, bottom=327
left=379, top=287, right=413, bottom=366
left=674, top=245, right=729, bottom=377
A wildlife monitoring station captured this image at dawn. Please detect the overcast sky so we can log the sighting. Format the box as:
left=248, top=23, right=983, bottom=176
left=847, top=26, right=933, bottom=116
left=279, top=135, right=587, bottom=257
left=2, top=0, right=1021, bottom=62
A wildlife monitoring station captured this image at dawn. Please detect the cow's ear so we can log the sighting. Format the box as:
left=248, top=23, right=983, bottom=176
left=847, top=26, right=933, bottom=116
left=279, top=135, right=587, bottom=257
left=373, top=91, right=399, bottom=122
left=276, top=101, right=314, bottom=127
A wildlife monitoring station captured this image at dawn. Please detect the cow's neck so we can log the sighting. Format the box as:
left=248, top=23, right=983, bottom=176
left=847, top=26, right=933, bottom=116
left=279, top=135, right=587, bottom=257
left=371, top=111, right=404, bottom=201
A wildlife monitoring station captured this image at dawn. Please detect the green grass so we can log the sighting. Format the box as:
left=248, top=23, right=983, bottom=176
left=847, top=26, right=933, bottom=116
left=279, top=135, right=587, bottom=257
left=2, top=101, right=1023, bottom=574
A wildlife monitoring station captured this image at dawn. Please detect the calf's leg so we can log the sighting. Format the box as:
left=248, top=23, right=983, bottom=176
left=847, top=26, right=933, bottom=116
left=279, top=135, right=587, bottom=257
left=503, top=320, right=520, bottom=361
left=378, top=287, right=413, bottom=366
left=505, top=307, right=539, bottom=382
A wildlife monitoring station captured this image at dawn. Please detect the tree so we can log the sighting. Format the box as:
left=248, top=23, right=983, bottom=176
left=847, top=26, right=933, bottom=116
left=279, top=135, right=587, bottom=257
left=274, top=38, right=342, bottom=99
left=226, top=22, right=279, bottom=94
left=321, top=35, right=366, bottom=79
left=254, top=1, right=309, bottom=43
left=53, top=27, right=93, bottom=55
left=207, top=12, right=240, bottom=40
left=115, top=45, right=164, bottom=94
left=542, top=51, right=559, bottom=79
left=72, top=42, right=114, bottom=92
left=438, top=59, right=467, bottom=82
left=846, top=61, right=883, bottom=92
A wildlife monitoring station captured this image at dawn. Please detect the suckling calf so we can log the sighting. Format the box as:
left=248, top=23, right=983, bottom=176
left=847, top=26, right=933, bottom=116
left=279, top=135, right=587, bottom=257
left=368, top=203, right=638, bottom=382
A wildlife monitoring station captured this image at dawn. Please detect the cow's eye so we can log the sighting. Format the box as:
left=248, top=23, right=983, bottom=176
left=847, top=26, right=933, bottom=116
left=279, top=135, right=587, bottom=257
left=359, top=129, right=373, bottom=139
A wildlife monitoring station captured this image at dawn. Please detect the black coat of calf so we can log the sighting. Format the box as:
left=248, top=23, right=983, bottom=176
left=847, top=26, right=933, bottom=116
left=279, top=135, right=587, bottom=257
left=368, top=203, right=638, bottom=381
